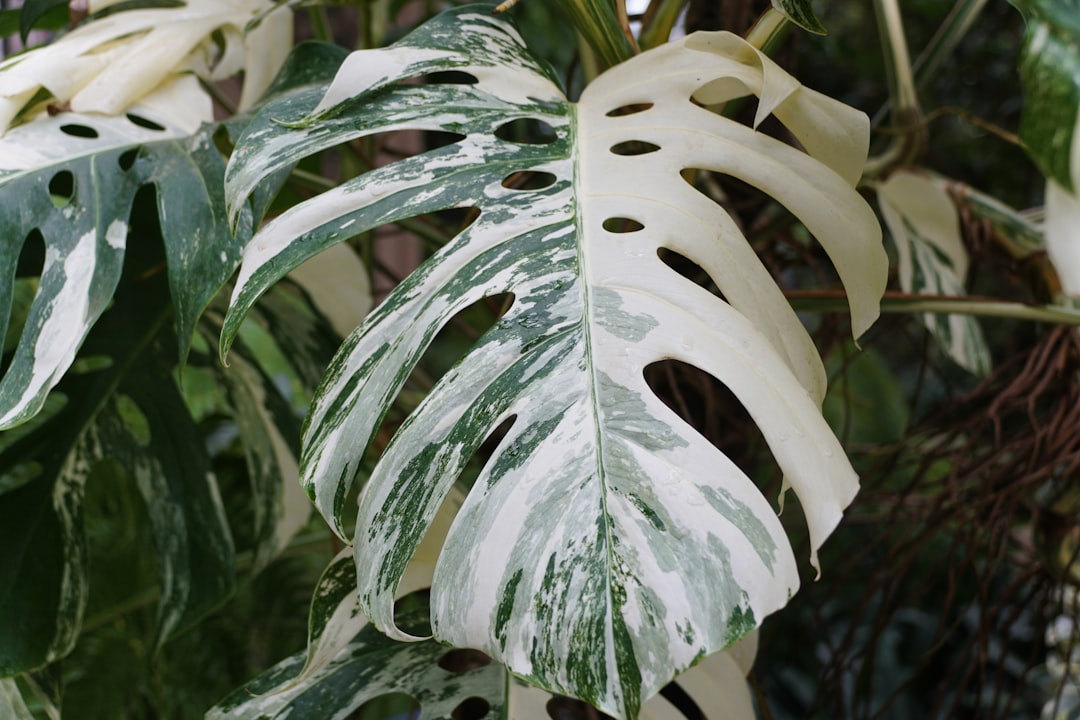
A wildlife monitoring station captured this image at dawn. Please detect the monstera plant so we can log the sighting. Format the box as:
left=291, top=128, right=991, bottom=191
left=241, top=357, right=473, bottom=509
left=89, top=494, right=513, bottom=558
left=1, top=0, right=1078, bottom=717
left=214, top=6, right=886, bottom=717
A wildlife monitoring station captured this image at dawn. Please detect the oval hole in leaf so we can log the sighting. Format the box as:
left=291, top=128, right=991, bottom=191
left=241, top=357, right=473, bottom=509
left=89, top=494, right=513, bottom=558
left=605, top=102, right=654, bottom=117
left=657, top=248, right=724, bottom=301
left=48, top=170, right=75, bottom=208
left=546, top=696, right=617, bottom=719
left=610, top=140, right=660, bottom=156
left=494, top=118, right=557, bottom=145
left=393, top=589, right=433, bottom=636
left=501, top=171, right=556, bottom=190
left=126, top=113, right=166, bottom=132
left=16, top=230, right=45, bottom=278
left=343, top=692, right=420, bottom=720
left=426, top=70, right=478, bottom=85
left=644, top=360, right=777, bottom=483
left=452, top=697, right=491, bottom=720
left=602, top=217, right=644, bottom=233
left=658, top=681, right=705, bottom=720
left=691, top=79, right=761, bottom=127
left=422, top=131, right=466, bottom=153
left=438, top=648, right=492, bottom=673
left=59, top=123, right=98, bottom=139
left=118, top=148, right=139, bottom=171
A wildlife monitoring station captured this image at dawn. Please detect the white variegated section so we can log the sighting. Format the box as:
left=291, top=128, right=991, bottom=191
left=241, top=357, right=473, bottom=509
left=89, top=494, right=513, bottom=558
left=0, top=233, right=96, bottom=428
left=1045, top=113, right=1080, bottom=295
left=0, top=0, right=288, bottom=133
left=586, top=40, right=875, bottom=406
left=1047, top=181, right=1080, bottom=294
left=0, top=76, right=208, bottom=173
left=878, top=169, right=991, bottom=376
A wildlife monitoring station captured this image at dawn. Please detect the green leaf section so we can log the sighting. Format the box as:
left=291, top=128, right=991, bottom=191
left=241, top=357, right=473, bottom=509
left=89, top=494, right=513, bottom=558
left=17, top=0, right=66, bottom=40
left=771, top=0, right=826, bottom=34
left=550, top=0, right=636, bottom=67
left=1012, top=0, right=1080, bottom=190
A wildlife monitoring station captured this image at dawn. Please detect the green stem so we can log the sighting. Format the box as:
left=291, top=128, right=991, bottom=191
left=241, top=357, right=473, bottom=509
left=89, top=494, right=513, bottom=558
left=638, top=0, right=687, bottom=51
left=873, top=0, right=919, bottom=120
left=912, top=0, right=988, bottom=91
left=788, top=291, right=1080, bottom=325
left=865, top=0, right=924, bottom=177
left=308, top=6, right=334, bottom=43
left=553, top=0, right=636, bottom=69
left=873, top=0, right=989, bottom=124
left=745, top=8, right=790, bottom=54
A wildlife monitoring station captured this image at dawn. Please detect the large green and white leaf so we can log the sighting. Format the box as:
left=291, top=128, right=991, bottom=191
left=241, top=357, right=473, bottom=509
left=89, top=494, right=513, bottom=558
left=0, top=0, right=291, bottom=131
left=0, top=76, right=246, bottom=429
left=877, top=169, right=991, bottom=375
left=1011, top=0, right=1080, bottom=294
left=222, top=7, right=885, bottom=717
left=0, top=280, right=234, bottom=676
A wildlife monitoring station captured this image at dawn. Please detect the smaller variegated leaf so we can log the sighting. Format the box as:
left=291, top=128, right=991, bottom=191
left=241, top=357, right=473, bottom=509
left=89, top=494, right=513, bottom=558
left=877, top=169, right=991, bottom=375
left=207, top=592, right=508, bottom=720
left=0, top=0, right=292, bottom=130
left=0, top=76, right=245, bottom=430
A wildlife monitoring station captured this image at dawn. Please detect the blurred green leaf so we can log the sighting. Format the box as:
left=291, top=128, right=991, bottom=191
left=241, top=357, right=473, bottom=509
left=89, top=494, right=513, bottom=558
left=1012, top=0, right=1080, bottom=190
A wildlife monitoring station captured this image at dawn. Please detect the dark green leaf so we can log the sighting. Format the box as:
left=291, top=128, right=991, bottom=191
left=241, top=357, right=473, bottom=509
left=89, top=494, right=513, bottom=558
left=772, top=0, right=827, bottom=34
left=18, top=0, right=66, bottom=41
left=1012, top=0, right=1080, bottom=190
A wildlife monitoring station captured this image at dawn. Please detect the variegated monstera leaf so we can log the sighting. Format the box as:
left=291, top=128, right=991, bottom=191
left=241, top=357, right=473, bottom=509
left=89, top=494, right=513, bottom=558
left=0, top=0, right=293, bottom=131
left=223, top=6, right=886, bottom=718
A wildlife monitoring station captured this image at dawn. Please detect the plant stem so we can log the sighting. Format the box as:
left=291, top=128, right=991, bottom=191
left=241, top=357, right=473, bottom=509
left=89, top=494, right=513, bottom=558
left=744, top=8, right=790, bottom=54
left=865, top=0, right=924, bottom=176
left=873, top=0, right=990, bottom=124
left=638, top=0, right=687, bottom=50
left=308, top=6, right=334, bottom=43
left=787, top=290, right=1080, bottom=325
